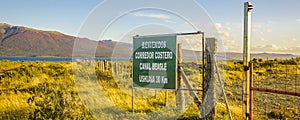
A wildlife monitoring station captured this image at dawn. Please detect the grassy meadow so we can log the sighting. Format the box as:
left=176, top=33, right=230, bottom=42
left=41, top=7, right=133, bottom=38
left=0, top=58, right=299, bottom=119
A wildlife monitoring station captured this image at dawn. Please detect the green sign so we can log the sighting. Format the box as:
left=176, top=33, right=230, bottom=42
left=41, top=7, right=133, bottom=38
left=132, top=35, right=177, bottom=90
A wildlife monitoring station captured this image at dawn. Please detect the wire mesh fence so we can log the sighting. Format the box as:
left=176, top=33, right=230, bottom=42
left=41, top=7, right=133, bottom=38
left=252, top=60, right=300, bottom=119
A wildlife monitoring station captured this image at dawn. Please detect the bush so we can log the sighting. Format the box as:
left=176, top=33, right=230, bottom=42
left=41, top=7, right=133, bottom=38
left=268, top=110, right=291, bottom=119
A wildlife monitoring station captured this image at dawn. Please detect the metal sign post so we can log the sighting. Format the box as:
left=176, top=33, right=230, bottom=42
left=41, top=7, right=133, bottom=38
left=243, top=2, right=253, bottom=120
left=131, top=31, right=224, bottom=118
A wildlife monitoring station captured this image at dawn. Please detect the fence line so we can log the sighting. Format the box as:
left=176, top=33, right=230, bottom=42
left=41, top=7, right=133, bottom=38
left=250, top=61, right=300, bottom=119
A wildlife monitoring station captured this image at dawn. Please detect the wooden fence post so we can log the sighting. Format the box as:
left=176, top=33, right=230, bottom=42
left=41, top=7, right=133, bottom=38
left=102, top=60, right=105, bottom=71
left=202, top=38, right=217, bottom=119
left=114, top=62, right=117, bottom=74
left=176, top=43, right=185, bottom=111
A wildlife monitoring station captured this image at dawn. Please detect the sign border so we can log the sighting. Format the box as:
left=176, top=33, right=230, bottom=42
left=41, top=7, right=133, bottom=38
left=132, top=35, right=177, bottom=90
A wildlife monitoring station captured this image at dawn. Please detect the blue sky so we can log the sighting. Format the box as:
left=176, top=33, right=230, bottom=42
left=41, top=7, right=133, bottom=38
left=0, top=0, right=299, bottom=55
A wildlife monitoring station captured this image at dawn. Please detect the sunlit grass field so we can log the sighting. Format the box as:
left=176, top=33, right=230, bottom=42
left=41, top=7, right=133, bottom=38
left=0, top=58, right=299, bottom=119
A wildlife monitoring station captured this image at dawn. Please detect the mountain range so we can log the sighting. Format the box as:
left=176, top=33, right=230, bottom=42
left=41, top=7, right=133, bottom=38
left=0, top=23, right=131, bottom=57
left=182, top=49, right=298, bottom=60
left=0, top=23, right=297, bottom=60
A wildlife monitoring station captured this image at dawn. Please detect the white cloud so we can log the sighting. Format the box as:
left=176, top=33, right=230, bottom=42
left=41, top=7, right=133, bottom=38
left=259, top=32, right=264, bottom=35
left=131, top=12, right=170, bottom=20
left=297, top=18, right=300, bottom=22
left=0, top=16, right=8, bottom=20
left=291, top=38, right=297, bottom=42
left=236, top=24, right=242, bottom=29
left=224, top=26, right=231, bottom=30
left=214, top=23, right=222, bottom=30
left=213, top=23, right=240, bottom=52
left=164, top=20, right=176, bottom=24
left=213, top=23, right=233, bottom=37
left=219, top=32, right=230, bottom=37
left=214, top=23, right=232, bottom=31
left=252, top=23, right=264, bottom=32
left=253, top=23, right=263, bottom=29
left=222, top=40, right=300, bottom=55
left=279, top=38, right=300, bottom=46
left=223, top=39, right=242, bottom=52
left=259, top=38, right=265, bottom=41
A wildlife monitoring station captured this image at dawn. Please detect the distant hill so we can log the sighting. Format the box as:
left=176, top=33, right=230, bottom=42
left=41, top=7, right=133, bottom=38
left=0, top=23, right=297, bottom=59
left=0, top=23, right=131, bottom=57
left=182, top=49, right=298, bottom=60
left=219, top=52, right=298, bottom=60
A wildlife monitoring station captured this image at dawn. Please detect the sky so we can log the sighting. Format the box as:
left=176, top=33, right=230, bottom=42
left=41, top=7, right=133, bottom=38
left=0, top=0, right=299, bottom=55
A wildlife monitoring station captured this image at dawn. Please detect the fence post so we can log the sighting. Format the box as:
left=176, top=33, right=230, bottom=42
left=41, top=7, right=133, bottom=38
left=102, top=60, right=105, bottom=71
left=176, top=43, right=184, bottom=111
left=202, top=38, right=217, bottom=119
left=119, top=63, right=122, bottom=74
left=113, top=62, right=116, bottom=74
left=97, top=61, right=101, bottom=69
left=132, top=87, right=134, bottom=113
left=249, top=62, right=253, bottom=119
left=165, top=90, right=168, bottom=106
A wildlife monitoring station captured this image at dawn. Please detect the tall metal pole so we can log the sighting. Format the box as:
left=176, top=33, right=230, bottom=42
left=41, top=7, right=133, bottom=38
left=243, top=2, right=253, bottom=120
